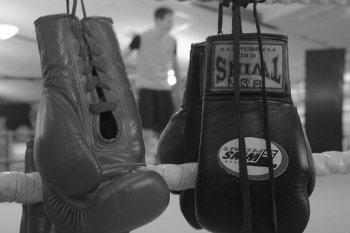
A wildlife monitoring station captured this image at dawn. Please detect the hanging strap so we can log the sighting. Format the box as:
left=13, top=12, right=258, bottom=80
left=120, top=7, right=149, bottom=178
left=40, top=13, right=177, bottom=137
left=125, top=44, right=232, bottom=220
left=217, top=0, right=245, bottom=35
left=218, top=3, right=224, bottom=34
left=217, top=0, right=230, bottom=34
left=231, top=2, right=252, bottom=233
left=66, top=0, right=69, bottom=14
left=219, top=1, right=275, bottom=232
left=66, top=0, right=87, bottom=18
left=71, top=0, right=78, bottom=16
left=252, top=1, right=278, bottom=233
left=81, top=0, right=87, bottom=18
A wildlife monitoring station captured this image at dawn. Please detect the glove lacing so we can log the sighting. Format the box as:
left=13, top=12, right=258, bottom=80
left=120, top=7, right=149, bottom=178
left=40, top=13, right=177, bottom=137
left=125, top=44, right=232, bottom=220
left=72, top=1, right=117, bottom=117
left=82, top=45, right=118, bottom=114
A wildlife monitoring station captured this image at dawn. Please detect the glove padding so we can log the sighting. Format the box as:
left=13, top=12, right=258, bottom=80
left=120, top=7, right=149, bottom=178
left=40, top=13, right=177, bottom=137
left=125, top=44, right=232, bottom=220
left=43, top=167, right=169, bottom=233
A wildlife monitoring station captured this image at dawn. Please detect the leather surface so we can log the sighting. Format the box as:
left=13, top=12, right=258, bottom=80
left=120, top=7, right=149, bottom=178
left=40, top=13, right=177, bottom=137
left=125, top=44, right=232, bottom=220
left=34, top=14, right=170, bottom=233
left=157, top=43, right=204, bottom=229
left=44, top=167, right=169, bottom=233
left=196, top=34, right=316, bottom=233
left=34, top=15, right=145, bottom=197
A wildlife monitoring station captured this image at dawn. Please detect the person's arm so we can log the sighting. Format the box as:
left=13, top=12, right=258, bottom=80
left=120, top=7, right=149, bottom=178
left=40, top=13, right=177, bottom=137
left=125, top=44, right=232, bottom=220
left=122, top=35, right=140, bottom=59
left=0, top=171, right=42, bottom=204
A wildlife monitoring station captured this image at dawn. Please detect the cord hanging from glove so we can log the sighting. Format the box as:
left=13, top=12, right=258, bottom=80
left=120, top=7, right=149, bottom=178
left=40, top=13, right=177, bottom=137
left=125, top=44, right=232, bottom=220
left=223, top=1, right=275, bottom=232
left=67, top=0, right=87, bottom=18
left=218, top=3, right=224, bottom=35
left=231, top=2, right=252, bottom=233
left=252, top=1, right=278, bottom=233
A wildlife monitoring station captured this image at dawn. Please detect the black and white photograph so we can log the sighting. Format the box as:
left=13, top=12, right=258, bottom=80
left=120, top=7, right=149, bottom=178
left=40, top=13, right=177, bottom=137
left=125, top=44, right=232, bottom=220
left=0, top=0, right=349, bottom=233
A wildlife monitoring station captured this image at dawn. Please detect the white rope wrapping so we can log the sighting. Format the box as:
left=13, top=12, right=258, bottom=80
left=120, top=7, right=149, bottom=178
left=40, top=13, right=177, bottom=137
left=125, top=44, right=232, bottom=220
left=313, top=151, right=350, bottom=176
left=1, top=151, right=349, bottom=204
left=0, top=171, right=42, bottom=204
left=148, top=163, right=198, bottom=191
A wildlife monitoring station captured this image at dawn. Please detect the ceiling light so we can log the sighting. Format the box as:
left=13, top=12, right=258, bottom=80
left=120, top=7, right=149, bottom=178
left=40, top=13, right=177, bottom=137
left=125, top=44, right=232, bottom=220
left=0, top=24, right=19, bottom=40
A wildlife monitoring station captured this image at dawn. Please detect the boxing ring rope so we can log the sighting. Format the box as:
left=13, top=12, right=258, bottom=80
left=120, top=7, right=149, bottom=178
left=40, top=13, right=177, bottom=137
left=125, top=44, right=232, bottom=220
left=1, top=151, right=350, bottom=203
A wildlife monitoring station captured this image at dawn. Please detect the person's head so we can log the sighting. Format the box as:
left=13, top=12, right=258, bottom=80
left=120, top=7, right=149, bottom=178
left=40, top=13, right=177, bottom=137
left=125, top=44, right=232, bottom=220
left=154, top=7, right=174, bottom=33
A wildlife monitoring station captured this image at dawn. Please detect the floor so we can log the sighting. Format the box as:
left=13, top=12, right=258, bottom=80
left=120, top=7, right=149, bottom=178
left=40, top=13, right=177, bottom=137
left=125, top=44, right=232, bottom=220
left=0, top=174, right=349, bottom=233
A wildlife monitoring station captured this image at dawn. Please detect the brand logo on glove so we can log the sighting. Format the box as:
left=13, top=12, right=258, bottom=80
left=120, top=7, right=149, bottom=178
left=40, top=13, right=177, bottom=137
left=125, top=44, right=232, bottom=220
left=210, top=41, right=287, bottom=93
left=217, top=137, right=289, bottom=180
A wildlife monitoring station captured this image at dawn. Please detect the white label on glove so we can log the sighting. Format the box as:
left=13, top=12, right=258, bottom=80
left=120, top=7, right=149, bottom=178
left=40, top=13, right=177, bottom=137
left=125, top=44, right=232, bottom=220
left=217, top=137, right=289, bottom=180
left=210, top=41, right=286, bottom=93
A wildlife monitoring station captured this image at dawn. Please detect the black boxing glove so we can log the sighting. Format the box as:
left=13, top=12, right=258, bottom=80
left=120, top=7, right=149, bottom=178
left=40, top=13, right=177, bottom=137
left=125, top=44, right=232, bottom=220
left=157, top=43, right=205, bottom=229
left=196, top=33, right=316, bottom=233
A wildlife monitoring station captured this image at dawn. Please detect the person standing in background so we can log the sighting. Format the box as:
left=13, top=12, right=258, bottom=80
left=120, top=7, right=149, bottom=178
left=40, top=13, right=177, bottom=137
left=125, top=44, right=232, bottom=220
left=123, top=6, right=180, bottom=164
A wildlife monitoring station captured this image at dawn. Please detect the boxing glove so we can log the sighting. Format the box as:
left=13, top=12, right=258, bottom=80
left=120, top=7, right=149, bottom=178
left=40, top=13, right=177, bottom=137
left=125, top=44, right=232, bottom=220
left=158, top=42, right=204, bottom=166
left=34, top=5, right=169, bottom=233
left=196, top=33, right=316, bottom=233
left=157, top=43, right=204, bottom=229
left=179, top=43, right=205, bottom=230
